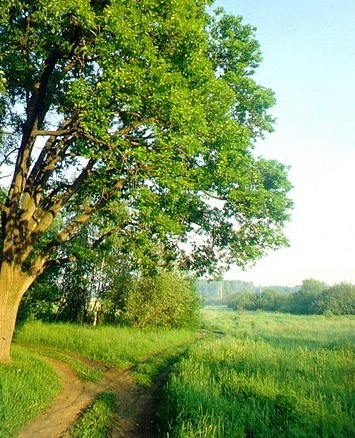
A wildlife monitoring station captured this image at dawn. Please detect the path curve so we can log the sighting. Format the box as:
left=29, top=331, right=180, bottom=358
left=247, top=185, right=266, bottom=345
left=17, top=354, right=160, bottom=438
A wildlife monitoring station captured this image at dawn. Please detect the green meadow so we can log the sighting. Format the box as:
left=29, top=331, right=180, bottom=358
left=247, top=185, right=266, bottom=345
left=0, top=311, right=354, bottom=437
left=157, top=308, right=355, bottom=437
left=14, top=322, right=198, bottom=371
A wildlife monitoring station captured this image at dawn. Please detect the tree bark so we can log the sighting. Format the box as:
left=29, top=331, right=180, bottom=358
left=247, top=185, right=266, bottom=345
left=0, top=262, right=36, bottom=363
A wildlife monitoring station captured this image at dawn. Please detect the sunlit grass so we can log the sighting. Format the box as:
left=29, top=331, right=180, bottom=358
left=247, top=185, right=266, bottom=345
left=8, top=322, right=199, bottom=436
left=69, top=392, right=117, bottom=438
left=38, top=350, right=104, bottom=382
left=0, top=345, right=61, bottom=438
left=14, top=322, right=199, bottom=368
left=10, top=312, right=355, bottom=437
left=158, top=309, right=355, bottom=437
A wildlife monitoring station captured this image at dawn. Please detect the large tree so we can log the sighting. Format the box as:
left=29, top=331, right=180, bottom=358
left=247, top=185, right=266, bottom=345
left=0, top=0, right=292, bottom=362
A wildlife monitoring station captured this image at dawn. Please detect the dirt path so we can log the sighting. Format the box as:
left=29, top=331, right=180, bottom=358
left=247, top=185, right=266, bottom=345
left=17, top=353, right=164, bottom=438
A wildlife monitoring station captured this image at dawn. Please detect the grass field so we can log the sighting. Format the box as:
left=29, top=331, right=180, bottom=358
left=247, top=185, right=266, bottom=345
left=2, top=311, right=354, bottom=437
left=157, top=308, right=355, bottom=437
left=14, top=321, right=198, bottom=369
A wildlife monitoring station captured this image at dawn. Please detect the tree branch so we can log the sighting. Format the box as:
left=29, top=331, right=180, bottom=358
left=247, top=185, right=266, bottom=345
left=201, top=189, right=227, bottom=201
left=91, top=224, right=125, bottom=249
left=19, top=135, right=77, bottom=229
left=6, top=50, right=61, bottom=217
left=0, top=147, right=19, bottom=168
left=115, top=117, right=158, bottom=136
left=32, top=158, right=96, bottom=235
left=0, top=203, right=8, bottom=214
left=33, top=128, right=78, bottom=137
left=43, top=256, right=76, bottom=269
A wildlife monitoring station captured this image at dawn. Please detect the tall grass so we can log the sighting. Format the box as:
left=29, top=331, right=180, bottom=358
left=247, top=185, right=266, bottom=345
left=7, top=322, right=198, bottom=436
left=158, top=309, right=355, bottom=437
left=0, top=345, right=61, bottom=438
left=37, top=350, right=104, bottom=382
left=14, top=322, right=199, bottom=368
left=69, top=392, right=117, bottom=438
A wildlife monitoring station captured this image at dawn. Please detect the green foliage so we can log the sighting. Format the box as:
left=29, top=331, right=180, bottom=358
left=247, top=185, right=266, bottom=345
left=20, top=229, right=201, bottom=328
left=19, top=216, right=201, bottom=328
left=16, top=265, right=62, bottom=324
left=157, top=310, right=355, bottom=437
left=198, top=279, right=297, bottom=306
left=314, top=283, right=355, bottom=315
left=122, top=271, right=201, bottom=329
left=0, top=0, right=293, bottom=282
left=288, top=279, right=327, bottom=314
left=253, top=288, right=289, bottom=312
left=231, top=289, right=257, bottom=311
left=0, top=346, right=61, bottom=437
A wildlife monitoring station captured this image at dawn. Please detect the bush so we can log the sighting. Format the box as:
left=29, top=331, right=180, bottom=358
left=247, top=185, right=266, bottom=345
left=286, top=279, right=327, bottom=314
left=314, top=283, right=355, bottom=315
left=229, top=290, right=256, bottom=311
left=122, top=271, right=201, bottom=329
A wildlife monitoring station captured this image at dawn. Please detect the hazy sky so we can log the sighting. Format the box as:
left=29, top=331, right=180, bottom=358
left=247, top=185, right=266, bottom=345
left=214, top=0, right=355, bottom=286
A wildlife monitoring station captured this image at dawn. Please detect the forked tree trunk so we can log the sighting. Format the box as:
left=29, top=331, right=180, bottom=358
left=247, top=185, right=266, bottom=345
left=0, top=262, right=36, bottom=363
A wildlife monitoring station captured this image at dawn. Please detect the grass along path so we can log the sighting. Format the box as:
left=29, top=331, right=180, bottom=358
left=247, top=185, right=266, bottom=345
left=0, top=346, right=62, bottom=438
left=16, top=343, right=194, bottom=438
left=14, top=322, right=198, bottom=370
left=17, top=353, right=144, bottom=438
left=158, top=310, right=355, bottom=437
left=0, top=322, right=201, bottom=437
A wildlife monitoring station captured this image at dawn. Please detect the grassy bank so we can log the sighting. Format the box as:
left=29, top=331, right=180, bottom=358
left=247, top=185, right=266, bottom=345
left=157, top=309, right=355, bottom=437
left=0, top=345, right=61, bottom=438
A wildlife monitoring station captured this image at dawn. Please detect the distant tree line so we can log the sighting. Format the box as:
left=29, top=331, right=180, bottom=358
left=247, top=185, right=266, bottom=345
left=198, top=279, right=355, bottom=315
left=198, top=279, right=297, bottom=303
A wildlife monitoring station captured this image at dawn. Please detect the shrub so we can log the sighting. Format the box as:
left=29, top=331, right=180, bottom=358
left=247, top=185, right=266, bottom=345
left=123, top=271, right=201, bottom=329
left=314, top=283, right=355, bottom=315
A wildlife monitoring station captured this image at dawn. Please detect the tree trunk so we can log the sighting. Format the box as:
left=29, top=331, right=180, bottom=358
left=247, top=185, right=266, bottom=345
left=0, top=262, right=35, bottom=363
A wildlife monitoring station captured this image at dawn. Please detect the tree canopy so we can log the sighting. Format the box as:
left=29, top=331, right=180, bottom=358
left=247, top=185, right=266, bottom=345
left=0, top=0, right=292, bottom=361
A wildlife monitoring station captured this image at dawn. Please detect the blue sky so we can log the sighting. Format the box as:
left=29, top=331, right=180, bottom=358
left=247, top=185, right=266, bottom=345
left=214, top=0, right=355, bottom=286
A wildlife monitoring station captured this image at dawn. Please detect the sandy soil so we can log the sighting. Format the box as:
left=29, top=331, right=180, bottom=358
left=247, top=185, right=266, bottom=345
left=17, top=353, right=162, bottom=438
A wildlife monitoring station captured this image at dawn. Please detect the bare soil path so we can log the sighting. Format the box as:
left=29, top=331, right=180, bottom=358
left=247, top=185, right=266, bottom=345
left=17, top=352, right=166, bottom=438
